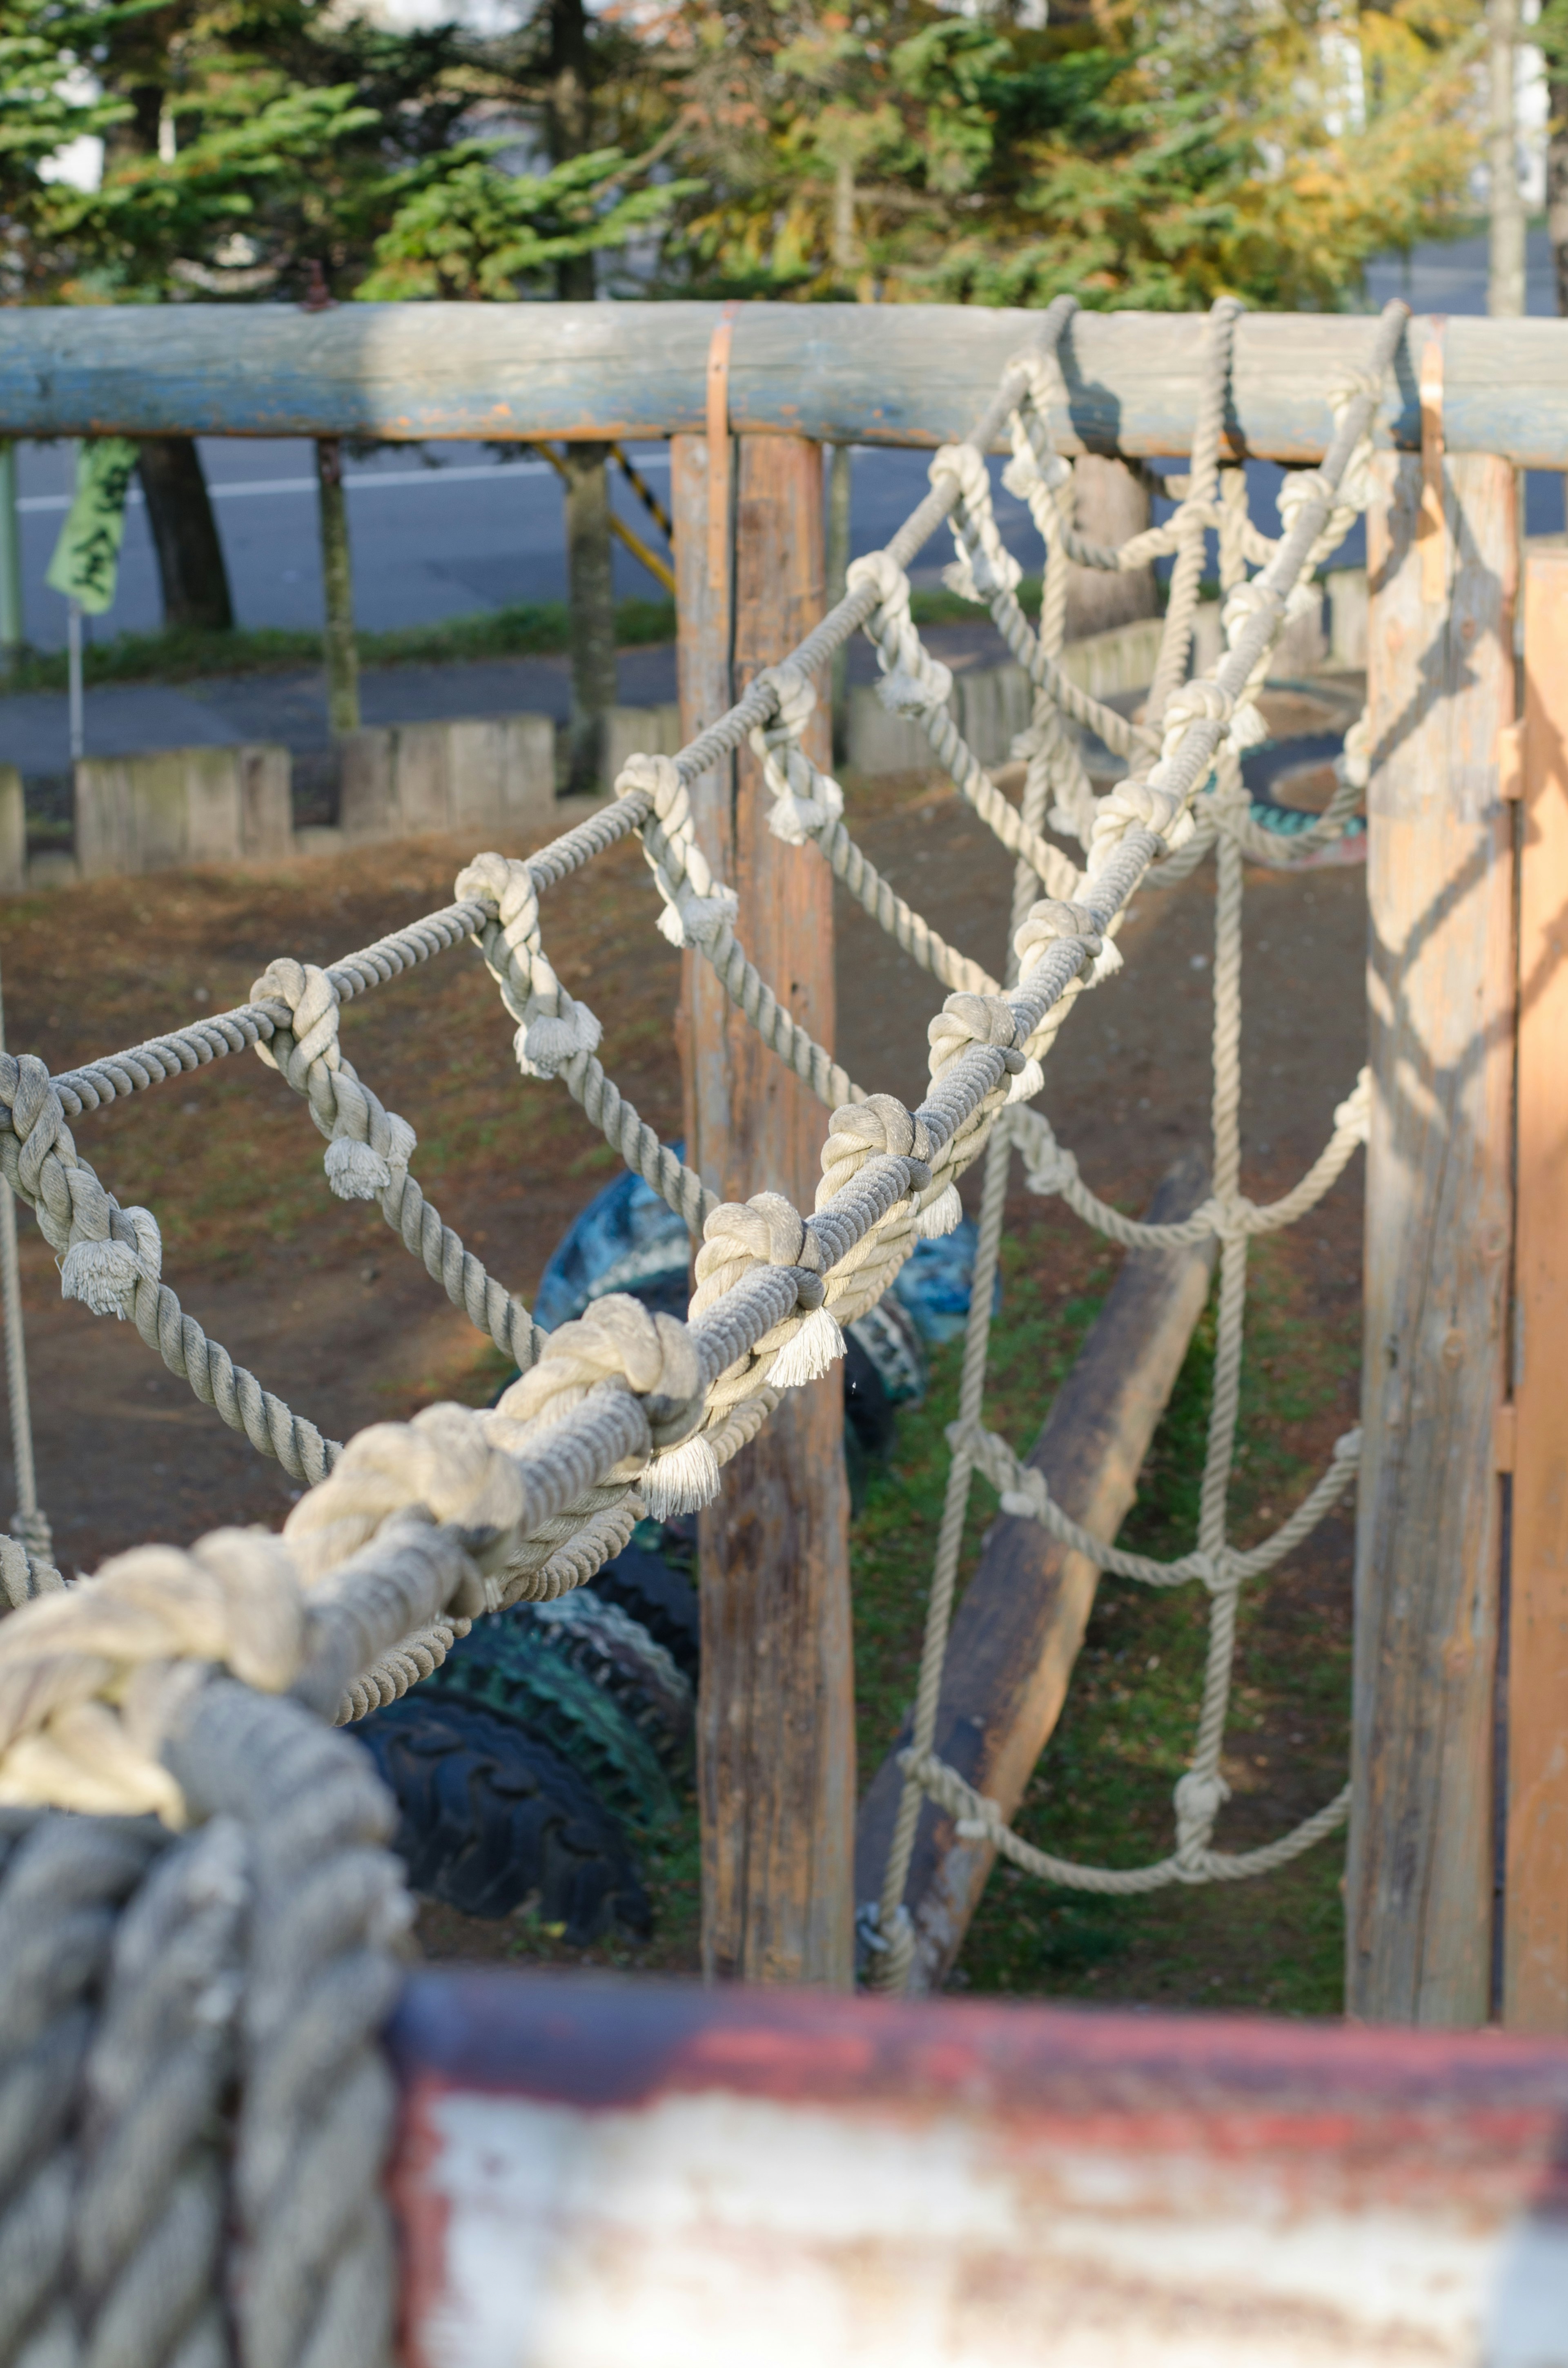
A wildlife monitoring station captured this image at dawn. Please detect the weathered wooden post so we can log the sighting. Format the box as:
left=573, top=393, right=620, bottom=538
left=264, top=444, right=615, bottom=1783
left=1505, top=545, right=1568, bottom=2032
left=1348, top=374, right=1518, bottom=2022
left=672, top=375, right=855, bottom=1986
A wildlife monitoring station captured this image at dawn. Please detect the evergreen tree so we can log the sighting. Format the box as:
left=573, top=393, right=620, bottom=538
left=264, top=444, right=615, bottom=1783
left=354, top=0, right=690, bottom=794
left=660, top=0, right=1484, bottom=312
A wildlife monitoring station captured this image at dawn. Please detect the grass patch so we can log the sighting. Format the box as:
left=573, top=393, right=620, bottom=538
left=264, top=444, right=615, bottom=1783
left=907, top=577, right=1043, bottom=630
left=0, top=582, right=1041, bottom=695
left=852, top=1211, right=1358, bottom=2016
left=2, top=596, right=679, bottom=692
left=485, top=1210, right=1357, bottom=2002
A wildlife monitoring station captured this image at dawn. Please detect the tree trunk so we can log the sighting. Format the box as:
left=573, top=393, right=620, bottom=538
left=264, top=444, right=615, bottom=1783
left=1549, top=68, right=1568, bottom=315
left=136, top=438, right=234, bottom=631
left=1064, top=457, right=1158, bottom=640
left=561, top=440, right=617, bottom=793
left=1489, top=0, right=1526, bottom=319
left=550, top=0, right=615, bottom=796
left=315, top=437, right=360, bottom=736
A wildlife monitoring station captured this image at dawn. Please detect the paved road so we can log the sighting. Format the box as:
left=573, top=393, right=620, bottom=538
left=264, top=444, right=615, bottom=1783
left=3, top=231, right=1561, bottom=770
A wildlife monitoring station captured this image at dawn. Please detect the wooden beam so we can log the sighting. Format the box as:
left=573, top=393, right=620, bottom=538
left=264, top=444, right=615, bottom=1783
left=673, top=429, right=854, bottom=1987
left=390, top=1969, right=1568, bottom=2367
left=7, top=304, right=1568, bottom=465
left=1506, top=546, right=1568, bottom=2033
left=1348, top=450, right=1518, bottom=2025
left=855, top=1153, right=1215, bottom=1995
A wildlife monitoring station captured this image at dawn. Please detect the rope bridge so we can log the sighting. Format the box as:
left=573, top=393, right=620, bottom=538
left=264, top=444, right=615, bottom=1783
left=0, top=294, right=1400, bottom=2350
left=0, top=288, right=1392, bottom=1884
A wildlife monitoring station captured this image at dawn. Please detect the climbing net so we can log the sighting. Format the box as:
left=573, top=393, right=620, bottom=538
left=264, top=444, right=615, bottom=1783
left=0, top=295, right=1395, bottom=1924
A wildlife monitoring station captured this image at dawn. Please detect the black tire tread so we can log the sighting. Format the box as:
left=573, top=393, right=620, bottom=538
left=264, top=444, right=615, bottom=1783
left=354, top=1695, right=651, bottom=1939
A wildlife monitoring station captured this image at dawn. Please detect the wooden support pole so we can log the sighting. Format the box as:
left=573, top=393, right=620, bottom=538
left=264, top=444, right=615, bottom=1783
left=672, top=427, right=854, bottom=1988
left=1348, top=448, right=1518, bottom=2025
left=1506, top=546, right=1568, bottom=2031
left=855, top=1154, right=1214, bottom=1994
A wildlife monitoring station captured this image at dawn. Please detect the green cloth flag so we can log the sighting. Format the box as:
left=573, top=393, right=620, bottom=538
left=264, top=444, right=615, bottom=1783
left=46, top=438, right=139, bottom=616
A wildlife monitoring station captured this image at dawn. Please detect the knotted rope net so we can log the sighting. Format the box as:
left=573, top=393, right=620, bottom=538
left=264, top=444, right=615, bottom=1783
left=0, top=292, right=1403, bottom=2356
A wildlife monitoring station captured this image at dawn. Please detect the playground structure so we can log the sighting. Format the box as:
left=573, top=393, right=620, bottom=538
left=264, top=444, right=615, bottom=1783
left=0, top=295, right=1562, bottom=2357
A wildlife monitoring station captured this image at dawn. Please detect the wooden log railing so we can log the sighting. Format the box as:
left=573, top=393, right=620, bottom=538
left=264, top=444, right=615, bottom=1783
left=3, top=302, right=1568, bottom=462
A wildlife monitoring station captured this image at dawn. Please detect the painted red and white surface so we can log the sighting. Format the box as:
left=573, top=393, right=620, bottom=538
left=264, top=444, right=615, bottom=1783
left=389, top=1974, right=1568, bottom=2368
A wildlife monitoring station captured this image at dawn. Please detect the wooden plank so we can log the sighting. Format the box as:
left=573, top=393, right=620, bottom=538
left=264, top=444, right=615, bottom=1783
left=1506, top=546, right=1568, bottom=2032
left=673, top=430, right=854, bottom=1987
left=1348, top=449, right=1518, bottom=2026
left=855, top=1153, right=1215, bottom=1995
left=6, top=304, right=1568, bottom=464
left=390, top=1967, right=1568, bottom=2368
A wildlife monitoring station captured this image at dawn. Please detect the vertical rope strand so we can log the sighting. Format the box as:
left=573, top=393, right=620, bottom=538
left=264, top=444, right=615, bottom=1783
left=871, top=636, right=1060, bottom=1990
left=1185, top=822, right=1247, bottom=1833
left=0, top=955, right=47, bottom=1561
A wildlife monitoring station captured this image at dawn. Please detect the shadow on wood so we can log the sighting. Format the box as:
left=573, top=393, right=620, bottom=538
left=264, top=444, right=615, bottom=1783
left=855, top=1150, right=1216, bottom=1995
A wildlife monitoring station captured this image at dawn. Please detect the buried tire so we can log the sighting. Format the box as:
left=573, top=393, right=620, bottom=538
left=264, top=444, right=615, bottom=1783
left=354, top=1693, right=651, bottom=1940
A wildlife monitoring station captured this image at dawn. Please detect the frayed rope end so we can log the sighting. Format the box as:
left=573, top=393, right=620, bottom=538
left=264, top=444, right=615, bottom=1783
left=915, top=1182, right=963, bottom=1241
left=768, top=1303, right=845, bottom=1389
left=60, top=1238, right=142, bottom=1320
left=324, top=1137, right=392, bottom=1202
left=640, top=1433, right=721, bottom=1520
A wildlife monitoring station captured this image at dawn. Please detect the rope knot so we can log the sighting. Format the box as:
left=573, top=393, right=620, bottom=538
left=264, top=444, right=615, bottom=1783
left=876, top=661, right=953, bottom=721
left=252, top=955, right=419, bottom=1195
left=455, top=849, right=541, bottom=952
left=0, top=1052, right=162, bottom=1319
left=1334, top=1068, right=1372, bottom=1144
left=694, top=1191, right=844, bottom=1391
left=500, top=1294, right=702, bottom=1448
left=252, top=958, right=341, bottom=1077
left=927, top=992, right=1022, bottom=1089
left=0, top=1527, right=307, bottom=1823
left=1173, top=1768, right=1231, bottom=1869
left=285, top=1403, right=526, bottom=1601
left=748, top=673, right=844, bottom=847
left=616, top=750, right=684, bottom=821
left=846, top=549, right=910, bottom=630
left=1158, top=679, right=1234, bottom=763
left=849, top=551, right=953, bottom=718
left=756, top=661, right=818, bottom=743
left=817, top=1093, right=930, bottom=1209
left=1338, top=711, right=1372, bottom=792
left=1013, top=897, right=1104, bottom=982
left=693, top=1192, right=813, bottom=1305
left=624, top=753, right=741, bottom=950
left=1087, top=781, right=1194, bottom=876
left=457, top=852, right=602, bottom=1078
left=934, top=441, right=1024, bottom=605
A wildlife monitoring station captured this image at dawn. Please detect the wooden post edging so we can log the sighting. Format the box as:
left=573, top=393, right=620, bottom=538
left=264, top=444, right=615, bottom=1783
left=673, top=429, right=854, bottom=1987
left=389, top=1969, right=1568, bottom=2367
left=855, top=1152, right=1216, bottom=1993
left=1506, top=546, right=1568, bottom=2032
left=1349, top=448, right=1518, bottom=2025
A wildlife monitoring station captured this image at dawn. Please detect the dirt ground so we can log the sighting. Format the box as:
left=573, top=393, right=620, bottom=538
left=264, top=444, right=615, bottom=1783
left=0, top=682, right=1372, bottom=1995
